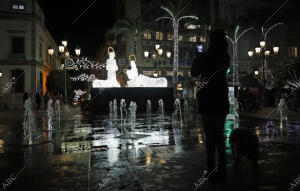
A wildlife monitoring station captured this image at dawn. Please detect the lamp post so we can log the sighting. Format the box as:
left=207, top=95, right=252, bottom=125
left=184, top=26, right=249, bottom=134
left=248, top=43, right=279, bottom=106
left=144, top=45, right=171, bottom=78
left=48, top=41, right=81, bottom=106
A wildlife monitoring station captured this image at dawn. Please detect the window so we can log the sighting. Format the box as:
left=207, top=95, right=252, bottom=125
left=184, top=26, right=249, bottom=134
left=11, top=2, right=25, bottom=10
left=199, top=36, right=206, bottom=43
left=39, top=43, right=42, bottom=58
left=143, top=70, right=161, bottom=76
left=188, top=36, right=197, bottom=42
left=179, top=35, right=183, bottom=41
left=166, top=70, right=183, bottom=76
left=167, top=33, right=174, bottom=41
left=143, top=32, right=151, bottom=40
left=288, top=47, right=298, bottom=57
left=11, top=37, right=24, bottom=54
left=11, top=69, right=24, bottom=93
left=155, top=32, right=163, bottom=40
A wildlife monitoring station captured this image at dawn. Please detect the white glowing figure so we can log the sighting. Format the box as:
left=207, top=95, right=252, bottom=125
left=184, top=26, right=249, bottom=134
left=287, top=78, right=300, bottom=90
left=93, top=47, right=120, bottom=88
left=126, top=54, right=168, bottom=87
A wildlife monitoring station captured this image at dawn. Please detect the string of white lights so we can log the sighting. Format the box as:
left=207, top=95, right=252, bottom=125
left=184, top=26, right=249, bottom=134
left=70, top=74, right=96, bottom=82
left=65, top=57, right=105, bottom=71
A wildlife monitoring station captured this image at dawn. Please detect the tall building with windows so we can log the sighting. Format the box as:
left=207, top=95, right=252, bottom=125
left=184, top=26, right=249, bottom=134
left=108, top=0, right=210, bottom=87
left=0, top=0, right=60, bottom=109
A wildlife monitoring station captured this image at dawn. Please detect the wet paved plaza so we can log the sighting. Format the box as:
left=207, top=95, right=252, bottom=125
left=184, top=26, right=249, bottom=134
left=0, top=105, right=300, bottom=191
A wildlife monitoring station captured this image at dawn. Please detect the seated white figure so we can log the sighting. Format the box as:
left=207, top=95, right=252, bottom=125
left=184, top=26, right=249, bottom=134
left=126, top=54, right=168, bottom=87
left=93, top=47, right=120, bottom=88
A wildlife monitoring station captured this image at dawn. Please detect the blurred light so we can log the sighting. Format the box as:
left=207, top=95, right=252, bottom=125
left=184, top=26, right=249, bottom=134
left=255, top=47, right=261, bottom=54
left=62, top=40, right=68, bottom=47
left=152, top=53, right=156, bottom=59
left=260, top=40, right=265, bottom=48
left=144, top=50, right=149, bottom=58
left=0, top=72, right=2, bottom=78
left=155, top=44, right=160, bottom=50
left=264, top=50, right=270, bottom=56
left=166, top=51, right=171, bottom=58
left=153, top=72, right=158, bottom=77
left=48, top=47, right=54, bottom=56
left=158, top=48, right=163, bottom=56
left=273, top=46, right=279, bottom=54
left=59, top=45, right=64, bottom=53
left=254, top=70, right=259, bottom=75
left=248, top=50, right=254, bottom=57
left=75, top=45, right=81, bottom=57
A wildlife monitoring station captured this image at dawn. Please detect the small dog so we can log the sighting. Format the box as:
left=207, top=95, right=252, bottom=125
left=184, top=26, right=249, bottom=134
left=229, top=128, right=260, bottom=174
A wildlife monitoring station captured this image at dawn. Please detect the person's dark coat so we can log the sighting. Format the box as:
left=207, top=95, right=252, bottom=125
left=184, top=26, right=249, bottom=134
left=191, top=50, right=230, bottom=115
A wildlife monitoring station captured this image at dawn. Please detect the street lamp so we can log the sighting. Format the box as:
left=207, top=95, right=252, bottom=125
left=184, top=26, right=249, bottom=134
left=254, top=70, right=259, bottom=76
left=158, top=48, right=163, bottom=56
left=48, top=47, right=54, bottom=56
left=248, top=50, right=254, bottom=57
left=59, top=45, right=65, bottom=53
left=273, top=46, right=279, bottom=54
left=259, top=40, right=266, bottom=48
left=0, top=71, right=2, bottom=78
left=75, top=45, right=81, bottom=57
left=144, top=50, right=149, bottom=58
left=255, top=46, right=261, bottom=54
left=62, top=40, right=68, bottom=47
left=166, top=51, right=171, bottom=58
left=155, top=44, right=160, bottom=51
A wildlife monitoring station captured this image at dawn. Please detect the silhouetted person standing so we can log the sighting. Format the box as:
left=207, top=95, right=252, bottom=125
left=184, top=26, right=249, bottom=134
left=35, top=91, right=41, bottom=110
left=191, top=29, right=230, bottom=180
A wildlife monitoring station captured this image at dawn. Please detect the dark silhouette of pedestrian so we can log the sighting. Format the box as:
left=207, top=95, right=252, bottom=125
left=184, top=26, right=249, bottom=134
left=44, top=91, right=50, bottom=110
left=35, top=91, right=41, bottom=110
left=191, top=29, right=230, bottom=180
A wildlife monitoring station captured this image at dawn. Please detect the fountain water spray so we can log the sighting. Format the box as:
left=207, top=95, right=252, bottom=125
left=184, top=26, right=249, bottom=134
left=47, top=100, right=54, bottom=130
left=183, top=99, right=189, bottom=121
left=146, top=100, right=151, bottom=116
left=56, top=100, right=60, bottom=129
left=23, top=98, right=34, bottom=145
left=173, top=98, right=182, bottom=123
left=158, top=99, right=164, bottom=117
left=128, top=101, right=137, bottom=138
left=113, top=99, right=117, bottom=119
left=120, top=99, right=127, bottom=121
left=277, top=98, right=288, bottom=133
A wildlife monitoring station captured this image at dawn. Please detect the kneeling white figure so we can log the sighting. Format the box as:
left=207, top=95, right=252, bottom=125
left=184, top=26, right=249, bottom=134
left=126, top=54, right=168, bottom=87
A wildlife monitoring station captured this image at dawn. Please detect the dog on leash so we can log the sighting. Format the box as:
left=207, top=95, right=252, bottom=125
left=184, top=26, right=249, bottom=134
left=229, top=128, right=260, bottom=174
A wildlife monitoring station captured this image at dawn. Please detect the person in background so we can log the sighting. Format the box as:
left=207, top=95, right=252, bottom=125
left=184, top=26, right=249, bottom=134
left=35, top=91, right=41, bottom=110
left=44, top=91, right=50, bottom=110
left=191, top=29, right=230, bottom=181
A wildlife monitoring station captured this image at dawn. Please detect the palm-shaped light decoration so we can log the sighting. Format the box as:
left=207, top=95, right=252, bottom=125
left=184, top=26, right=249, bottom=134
left=111, top=16, right=149, bottom=55
left=260, top=22, right=283, bottom=90
left=155, top=1, right=198, bottom=84
left=226, top=25, right=253, bottom=92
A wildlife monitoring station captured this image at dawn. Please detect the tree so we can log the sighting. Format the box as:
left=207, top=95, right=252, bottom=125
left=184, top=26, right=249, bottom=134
left=109, top=16, right=150, bottom=55
left=155, top=0, right=198, bottom=84
left=46, top=70, right=72, bottom=97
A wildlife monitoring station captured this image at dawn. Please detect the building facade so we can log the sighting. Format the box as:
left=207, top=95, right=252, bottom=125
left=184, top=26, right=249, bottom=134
left=0, top=0, right=60, bottom=109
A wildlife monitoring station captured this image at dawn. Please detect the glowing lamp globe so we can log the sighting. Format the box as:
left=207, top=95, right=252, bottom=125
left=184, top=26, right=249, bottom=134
left=273, top=46, right=279, bottom=54
left=62, top=40, right=68, bottom=47
left=155, top=44, right=160, bottom=51
left=58, top=45, right=64, bottom=53
left=259, top=40, right=265, bottom=48
left=166, top=51, right=171, bottom=58
left=48, top=47, right=54, bottom=56
left=248, top=50, right=254, bottom=57
left=158, top=48, right=163, bottom=56
left=144, top=51, right=149, bottom=58
left=264, top=50, right=270, bottom=56
left=75, top=46, right=81, bottom=57
left=255, top=47, right=261, bottom=54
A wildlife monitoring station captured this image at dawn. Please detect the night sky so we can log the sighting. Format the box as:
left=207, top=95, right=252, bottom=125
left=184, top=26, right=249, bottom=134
left=38, top=0, right=117, bottom=59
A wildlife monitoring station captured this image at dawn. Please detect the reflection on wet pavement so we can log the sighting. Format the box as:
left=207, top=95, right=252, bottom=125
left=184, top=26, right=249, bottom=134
left=0, top=106, right=299, bottom=190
